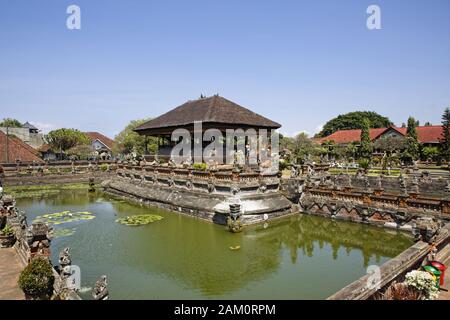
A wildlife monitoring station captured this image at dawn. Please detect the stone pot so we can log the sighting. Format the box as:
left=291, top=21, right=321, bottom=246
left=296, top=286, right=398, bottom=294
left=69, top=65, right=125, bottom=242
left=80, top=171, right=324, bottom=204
left=0, top=233, right=16, bottom=248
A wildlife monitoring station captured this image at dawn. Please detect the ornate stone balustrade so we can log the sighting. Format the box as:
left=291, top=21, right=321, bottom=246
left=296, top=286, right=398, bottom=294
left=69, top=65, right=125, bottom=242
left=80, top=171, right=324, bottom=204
left=116, top=164, right=280, bottom=195
left=305, top=186, right=449, bottom=215
left=3, top=160, right=117, bottom=177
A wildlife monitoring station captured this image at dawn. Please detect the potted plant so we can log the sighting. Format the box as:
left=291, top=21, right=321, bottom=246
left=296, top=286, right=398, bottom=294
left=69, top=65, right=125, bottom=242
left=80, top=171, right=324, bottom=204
left=18, top=257, right=55, bottom=300
left=0, top=224, right=16, bottom=248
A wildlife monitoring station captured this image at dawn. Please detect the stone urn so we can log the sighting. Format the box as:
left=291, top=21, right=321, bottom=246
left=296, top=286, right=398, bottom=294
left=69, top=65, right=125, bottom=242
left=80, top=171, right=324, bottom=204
left=0, top=226, right=16, bottom=248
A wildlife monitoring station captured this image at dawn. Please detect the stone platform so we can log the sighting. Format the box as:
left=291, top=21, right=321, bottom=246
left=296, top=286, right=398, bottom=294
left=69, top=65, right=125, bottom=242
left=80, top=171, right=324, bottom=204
left=102, top=176, right=293, bottom=225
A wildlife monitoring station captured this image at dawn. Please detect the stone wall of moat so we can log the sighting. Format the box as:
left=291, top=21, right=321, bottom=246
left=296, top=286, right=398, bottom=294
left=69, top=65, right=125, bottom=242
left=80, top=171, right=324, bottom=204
left=2, top=161, right=117, bottom=187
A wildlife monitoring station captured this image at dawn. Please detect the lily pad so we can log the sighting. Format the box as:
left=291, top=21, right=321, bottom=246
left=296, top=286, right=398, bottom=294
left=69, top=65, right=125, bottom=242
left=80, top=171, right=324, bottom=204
left=33, top=210, right=96, bottom=226
left=115, top=214, right=164, bottom=226
left=53, top=228, right=76, bottom=238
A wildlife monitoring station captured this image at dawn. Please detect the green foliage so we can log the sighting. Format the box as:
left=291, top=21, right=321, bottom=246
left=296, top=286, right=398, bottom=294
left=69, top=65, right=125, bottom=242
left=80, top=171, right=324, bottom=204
left=291, top=132, right=315, bottom=162
left=0, top=118, right=23, bottom=127
left=359, top=118, right=373, bottom=159
left=66, top=144, right=94, bottom=160
left=33, top=210, right=95, bottom=226
left=317, top=111, right=392, bottom=137
left=344, top=142, right=358, bottom=160
left=53, top=228, right=76, bottom=238
left=358, top=158, right=370, bottom=170
left=116, top=214, right=164, bottom=226
left=45, top=129, right=90, bottom=154
left=114, top=119, right=158, bottom=156
left=192, top=163, right=207, bottom=171
left=403, top=117, right=420, bottom=162
left=374, top=136, right=405, bottom=155
left=421, top=146, right=440, bottom=162
left=406, top=117, right=419, bottom=141
left=18, top=257, right=55, bottom=299
left=440, top=107, right=450, bottom=162
left=0, top=224, right=14, bottom=236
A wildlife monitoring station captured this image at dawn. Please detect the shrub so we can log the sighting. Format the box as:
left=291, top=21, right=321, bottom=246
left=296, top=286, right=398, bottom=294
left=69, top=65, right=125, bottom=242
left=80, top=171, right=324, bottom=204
left=192, top=163, right=207, bottom=171
left=1, top=224, right=14, bottom=236
left=279, top=160, right=288, bottom=171
left=358, top=158, right=370, bottom=171
left=18, top=257, right=55, bottom=299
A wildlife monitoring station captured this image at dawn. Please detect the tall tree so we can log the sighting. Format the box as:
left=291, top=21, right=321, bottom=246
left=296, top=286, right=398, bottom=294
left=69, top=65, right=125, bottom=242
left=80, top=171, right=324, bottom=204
left=0, top=118, right=22, bottom=127
left=288, top=132, right=314, bottom=163
left=317, top=111, right=392, bottom=137
left=441, top=107, right=450, bottom=162
left=114, top=119, right=158, bottom=156
left=404, top=116, right=420, bottom=162
left=359, top=118, right=372, bottom=159
left=45, top=129, right=90, bottom=158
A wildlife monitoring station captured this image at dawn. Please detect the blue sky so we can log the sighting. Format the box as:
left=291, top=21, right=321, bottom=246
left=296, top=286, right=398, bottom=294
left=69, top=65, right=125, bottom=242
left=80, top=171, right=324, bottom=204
left=0, top=0, right=449, bottom=138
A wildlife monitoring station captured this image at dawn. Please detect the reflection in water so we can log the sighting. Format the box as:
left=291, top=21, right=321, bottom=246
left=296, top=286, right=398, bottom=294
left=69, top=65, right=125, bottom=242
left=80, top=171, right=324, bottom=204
left=16, top=190, right=413, bottom=299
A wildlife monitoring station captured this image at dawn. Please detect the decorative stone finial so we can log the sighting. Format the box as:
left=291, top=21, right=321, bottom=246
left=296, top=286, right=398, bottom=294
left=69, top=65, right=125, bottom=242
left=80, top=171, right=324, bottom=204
left=92, top=275, right=109, bottom=300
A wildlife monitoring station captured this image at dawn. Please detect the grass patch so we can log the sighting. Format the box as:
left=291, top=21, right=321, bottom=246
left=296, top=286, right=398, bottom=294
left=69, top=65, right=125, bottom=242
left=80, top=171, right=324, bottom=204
left=4, top=183, right=95, bottom=199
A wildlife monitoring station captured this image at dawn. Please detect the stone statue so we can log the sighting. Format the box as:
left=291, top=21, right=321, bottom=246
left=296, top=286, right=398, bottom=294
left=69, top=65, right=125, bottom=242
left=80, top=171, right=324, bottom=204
left=346, top=174, right=352, bottom=188
left=59, top=247, right=71, bottom=269
left=88, top=177, right=95, bottom=192
left=413, top=160, right=419, bottom=173
left=231, top=185, right=240, bottom=195
left=398, top=174, right=407, bottom=195
left=18, top=213, right=28, bottom=230
left=92, top=275, right=109, bottom=300
left=290, top=166, right=298, bottom=178
left=259, top=181, right=267, bottom=193
left=227, top=203, right=243, bottom=233
left=420, top=170, right=432, bottom=184
left=411, top=175, right=420, bottom=194
left=377, top=174, right=383, bottom=190
left=363, top=175, right=371, bottom=191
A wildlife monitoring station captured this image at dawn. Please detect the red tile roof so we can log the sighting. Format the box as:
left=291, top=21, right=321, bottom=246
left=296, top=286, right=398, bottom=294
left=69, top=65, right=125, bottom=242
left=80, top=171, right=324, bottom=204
left=0, top=131, right=44, bottom=163
left=317, top=126, right=444, bottom=144
left=84, top=132, right=115, bottom=150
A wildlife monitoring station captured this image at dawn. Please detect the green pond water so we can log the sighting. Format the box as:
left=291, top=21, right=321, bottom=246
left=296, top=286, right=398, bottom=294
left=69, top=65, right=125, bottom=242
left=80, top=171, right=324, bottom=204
left=16, top=189, right=413, bottom=299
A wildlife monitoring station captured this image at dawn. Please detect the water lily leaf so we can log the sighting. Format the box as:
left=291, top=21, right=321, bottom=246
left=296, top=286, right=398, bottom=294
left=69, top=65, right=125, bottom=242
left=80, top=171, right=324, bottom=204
left=53, top=228, right=76, bottom=238
left=33, top=210, right=95, bottom=226
left=116, top=214, right=164, bottom=226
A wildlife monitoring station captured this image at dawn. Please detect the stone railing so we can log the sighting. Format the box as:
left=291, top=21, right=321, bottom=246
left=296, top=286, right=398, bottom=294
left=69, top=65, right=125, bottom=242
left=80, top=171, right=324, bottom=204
left=2, top=160, right=117, bottom=177
left=116, top=164, right=280, bottom=195
left=306, top=187, right=449, bottom=215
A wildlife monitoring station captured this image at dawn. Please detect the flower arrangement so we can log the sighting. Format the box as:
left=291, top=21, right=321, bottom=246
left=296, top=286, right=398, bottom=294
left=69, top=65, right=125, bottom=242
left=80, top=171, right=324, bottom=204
left=404, top=270, right=439, bottom=300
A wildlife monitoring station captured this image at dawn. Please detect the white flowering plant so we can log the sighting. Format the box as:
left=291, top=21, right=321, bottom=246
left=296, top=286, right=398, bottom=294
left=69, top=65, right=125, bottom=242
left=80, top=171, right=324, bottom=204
left=404, top=270, right=439, bottom=300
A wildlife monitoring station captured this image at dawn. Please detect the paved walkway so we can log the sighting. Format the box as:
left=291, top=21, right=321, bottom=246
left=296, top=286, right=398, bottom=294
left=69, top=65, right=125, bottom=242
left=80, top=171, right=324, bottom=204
left=0, top=248, right=24, bottom=300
